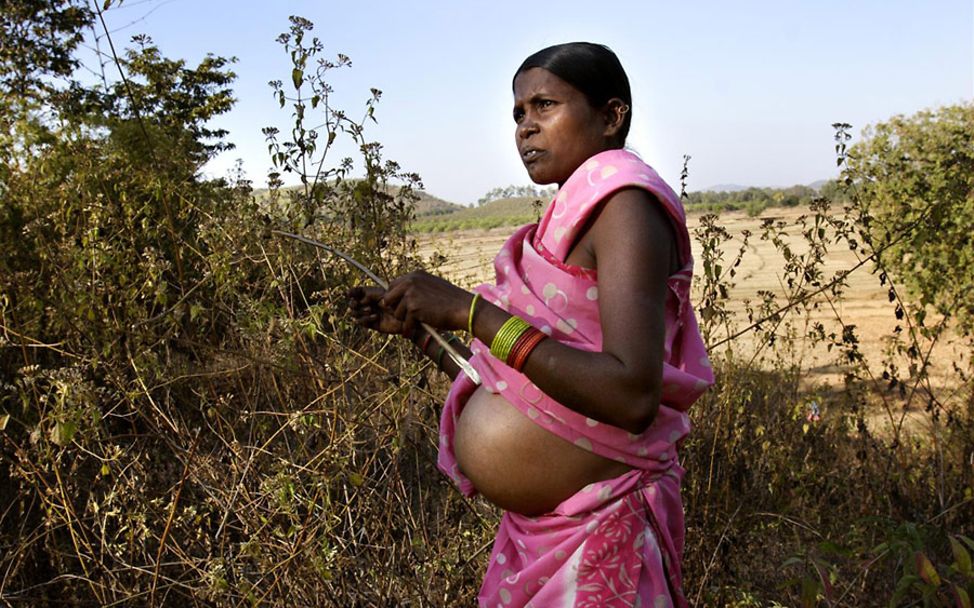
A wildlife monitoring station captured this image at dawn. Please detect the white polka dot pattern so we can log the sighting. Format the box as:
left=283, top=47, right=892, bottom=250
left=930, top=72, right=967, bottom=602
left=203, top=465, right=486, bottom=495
left=436, top=149, right=711, bottom=608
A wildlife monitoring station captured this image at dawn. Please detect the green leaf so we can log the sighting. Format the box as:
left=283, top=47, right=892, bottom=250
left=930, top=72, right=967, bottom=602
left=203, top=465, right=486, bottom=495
left=800, top=576, right=819, bottom=608
left=0, top=414, right=8, bottom=431
left=890, top=574, right=919, bottom=607
left=952, top=536, right=973, bottom=576
left=952, top=585, right=972, bottom=608
left=814, top=562, right=834, bottom=602
left=916, top=551, right=942, bottom=587
left=291, top=68, right=303, bottom=90
left=52, top=420, right=77, bottom=447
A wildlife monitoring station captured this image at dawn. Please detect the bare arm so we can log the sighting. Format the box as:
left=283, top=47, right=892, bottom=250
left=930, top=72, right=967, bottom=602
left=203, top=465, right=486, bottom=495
left=348, top=188, right=675, bottom=433
left=468, top=188, right=674, bottom=433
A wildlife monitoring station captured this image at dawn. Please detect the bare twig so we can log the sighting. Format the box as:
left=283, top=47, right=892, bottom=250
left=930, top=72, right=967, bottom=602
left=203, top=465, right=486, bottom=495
left=272, top=229, right=481, bottom=385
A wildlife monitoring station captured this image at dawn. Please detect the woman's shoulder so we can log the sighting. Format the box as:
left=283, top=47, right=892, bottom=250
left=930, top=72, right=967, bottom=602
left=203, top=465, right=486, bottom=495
left=538, top=149, right=689, bottom=262
left=569, top=149, right=681, bottom=205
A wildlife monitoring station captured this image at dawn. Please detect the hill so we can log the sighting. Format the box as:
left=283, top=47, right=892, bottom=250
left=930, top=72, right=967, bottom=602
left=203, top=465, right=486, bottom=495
left=412, top=190, right=462, bottom=217
left=701, top=183, right=749, bottom=193
left=703, top=178, right=830, bottom=193
left=250, top=182, right=462, bottom=217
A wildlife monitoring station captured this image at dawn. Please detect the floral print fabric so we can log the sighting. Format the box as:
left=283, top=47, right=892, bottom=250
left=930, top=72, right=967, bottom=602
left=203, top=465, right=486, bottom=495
left=437, top=149, right=713, bottom=607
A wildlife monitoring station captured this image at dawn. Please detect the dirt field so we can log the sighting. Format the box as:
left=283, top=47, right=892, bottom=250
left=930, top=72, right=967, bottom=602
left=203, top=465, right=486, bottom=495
left=417, top=206, right=968, bottom=430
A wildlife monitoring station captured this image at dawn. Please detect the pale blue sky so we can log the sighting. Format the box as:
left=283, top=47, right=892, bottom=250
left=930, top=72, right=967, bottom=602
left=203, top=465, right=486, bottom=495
left=88, top=0, right=973, bottom=204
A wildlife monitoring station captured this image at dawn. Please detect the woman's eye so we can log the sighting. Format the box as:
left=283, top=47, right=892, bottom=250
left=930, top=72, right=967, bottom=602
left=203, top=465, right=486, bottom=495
left=537, top=100, right=553, bottom=109
left=513, top=109, right=524, bottom=123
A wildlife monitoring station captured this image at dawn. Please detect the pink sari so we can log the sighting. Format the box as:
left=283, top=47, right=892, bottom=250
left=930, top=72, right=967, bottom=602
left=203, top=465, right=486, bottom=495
left=437, top=149, right=713, bottom=607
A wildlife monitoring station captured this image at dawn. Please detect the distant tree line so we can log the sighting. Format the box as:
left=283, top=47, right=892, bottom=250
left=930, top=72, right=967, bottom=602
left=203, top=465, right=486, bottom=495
left=477, top=182, right=846, bottom=216
left=683, top=182, right=845, bottom=216
left=477, top=184, right=556, bottom=206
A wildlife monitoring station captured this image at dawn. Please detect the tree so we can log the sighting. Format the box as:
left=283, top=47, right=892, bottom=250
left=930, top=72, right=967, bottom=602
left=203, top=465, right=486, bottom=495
left=0, top=0, right=91, bottom=99
left=477, top=183, right=555, bottom=206
left=844, top=103, right=974, bottom=334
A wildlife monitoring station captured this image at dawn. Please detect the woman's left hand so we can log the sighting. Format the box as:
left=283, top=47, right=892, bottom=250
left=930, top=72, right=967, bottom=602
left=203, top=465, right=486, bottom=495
left=379, top=270, right=473, bottom=337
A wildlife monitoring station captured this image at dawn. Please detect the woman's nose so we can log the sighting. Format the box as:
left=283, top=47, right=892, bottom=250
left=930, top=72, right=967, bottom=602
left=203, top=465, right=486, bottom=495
left=517, top=117, right=539, bottom=140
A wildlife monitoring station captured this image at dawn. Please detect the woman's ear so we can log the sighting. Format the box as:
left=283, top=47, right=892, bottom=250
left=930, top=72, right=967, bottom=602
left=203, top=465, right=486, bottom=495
left=602, top=98, right=629, bottom=140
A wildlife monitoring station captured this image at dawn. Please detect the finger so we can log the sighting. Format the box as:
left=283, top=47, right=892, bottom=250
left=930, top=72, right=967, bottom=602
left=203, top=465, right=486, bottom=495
left=402, top=316, right=417, bottom=339
left=347, top=300, right=369, bottom=317
left=347, top=286, right=370, bottom=309
left=352, top=308, right=378, bottom=322
left=398, top=303, right=417, bottom=337
left=355, top=286, right=386, bottom=304
left=380, top=314, right=404, bottom=335
left=349, top=294, right=378, bottom=311
left=380, top=280, right=409, bottom=311
left=393, top=292, right=410, bottom=322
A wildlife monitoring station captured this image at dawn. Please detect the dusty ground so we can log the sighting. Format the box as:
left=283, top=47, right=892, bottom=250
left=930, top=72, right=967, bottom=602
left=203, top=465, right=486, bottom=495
left=416, top=206, right=971, bottom=434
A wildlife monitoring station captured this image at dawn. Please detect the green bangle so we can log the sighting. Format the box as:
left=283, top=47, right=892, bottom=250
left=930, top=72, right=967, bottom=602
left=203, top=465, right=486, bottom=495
left=490, top=315, right=532, bottom=362
left=434, top=333, right=463, bottom=369
left=468, top=293, right=481, bottom=337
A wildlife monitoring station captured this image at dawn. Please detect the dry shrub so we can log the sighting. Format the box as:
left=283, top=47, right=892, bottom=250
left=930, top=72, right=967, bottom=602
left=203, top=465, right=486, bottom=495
left=1, top=14, right=498, bottom=606
left=2, top=10, right=972, bottom=608
left=679, top=150, right=974, bottom=605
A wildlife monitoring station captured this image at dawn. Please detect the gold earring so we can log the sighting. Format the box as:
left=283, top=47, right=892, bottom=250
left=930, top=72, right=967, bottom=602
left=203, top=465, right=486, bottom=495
left=619, top=104, right=630, bottom=115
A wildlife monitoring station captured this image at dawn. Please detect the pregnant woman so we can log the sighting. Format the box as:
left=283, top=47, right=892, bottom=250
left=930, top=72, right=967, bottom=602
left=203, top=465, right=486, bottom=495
left=348, top=42, right=713, bottom=608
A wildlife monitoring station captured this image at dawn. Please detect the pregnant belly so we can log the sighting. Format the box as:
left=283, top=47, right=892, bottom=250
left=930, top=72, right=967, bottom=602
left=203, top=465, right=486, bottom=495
left=453, top=386, right=632, bottom=516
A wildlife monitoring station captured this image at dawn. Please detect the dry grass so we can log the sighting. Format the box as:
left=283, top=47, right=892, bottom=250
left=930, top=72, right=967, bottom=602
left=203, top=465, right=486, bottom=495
left=3, top=203, right=971, bottom=607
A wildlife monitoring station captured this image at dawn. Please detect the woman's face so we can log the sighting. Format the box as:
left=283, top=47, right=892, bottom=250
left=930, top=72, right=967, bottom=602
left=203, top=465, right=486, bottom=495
left=513, top=67, right=618, bottom=187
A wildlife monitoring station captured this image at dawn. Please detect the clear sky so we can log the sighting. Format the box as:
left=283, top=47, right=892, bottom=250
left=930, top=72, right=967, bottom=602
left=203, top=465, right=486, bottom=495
left=88, top=0, right=973, bottom=204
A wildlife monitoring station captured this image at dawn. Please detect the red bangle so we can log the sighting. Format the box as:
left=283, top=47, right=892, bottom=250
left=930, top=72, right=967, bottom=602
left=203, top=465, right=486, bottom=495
left=419, top=332, right=433, bottom=353
left=510, top=330, right=545, bottom=371
left=508, top=328, right=546, bottom=371
left=509, top=327, right=540, bottom=361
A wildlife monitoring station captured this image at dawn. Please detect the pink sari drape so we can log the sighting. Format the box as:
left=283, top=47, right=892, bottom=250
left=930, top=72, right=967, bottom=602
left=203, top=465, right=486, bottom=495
left=437, top=149, right=713, bottom=607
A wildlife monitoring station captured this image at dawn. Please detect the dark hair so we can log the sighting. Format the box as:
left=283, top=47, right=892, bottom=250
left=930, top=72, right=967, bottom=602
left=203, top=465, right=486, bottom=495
left=513, top=42, right=633, bottom=143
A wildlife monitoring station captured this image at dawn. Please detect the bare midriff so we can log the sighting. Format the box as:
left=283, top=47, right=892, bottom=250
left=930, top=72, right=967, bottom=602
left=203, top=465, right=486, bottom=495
left=454, top=385, right=632, bottom=516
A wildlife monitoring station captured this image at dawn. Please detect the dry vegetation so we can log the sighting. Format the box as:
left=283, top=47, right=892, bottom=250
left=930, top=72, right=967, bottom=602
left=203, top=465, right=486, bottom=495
left=2, top=6, right=972, bottom=607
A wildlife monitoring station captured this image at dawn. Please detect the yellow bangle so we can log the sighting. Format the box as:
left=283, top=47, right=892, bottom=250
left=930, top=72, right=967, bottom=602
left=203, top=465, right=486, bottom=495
left=468, top=293, right=481, bottom=337
left=490, top=315, right=532, bottom=362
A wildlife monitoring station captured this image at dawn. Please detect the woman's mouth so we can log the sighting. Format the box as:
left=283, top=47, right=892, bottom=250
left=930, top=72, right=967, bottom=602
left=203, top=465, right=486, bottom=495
left=521, top=148, right=545, bottom=163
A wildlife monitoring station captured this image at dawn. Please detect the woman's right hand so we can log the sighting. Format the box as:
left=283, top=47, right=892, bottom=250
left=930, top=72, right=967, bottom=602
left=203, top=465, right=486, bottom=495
left=346, top=286, right=408, bottom=336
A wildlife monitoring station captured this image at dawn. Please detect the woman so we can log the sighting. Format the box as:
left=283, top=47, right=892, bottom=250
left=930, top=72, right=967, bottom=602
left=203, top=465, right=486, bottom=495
left=348, top=42, right=712, bottom=608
